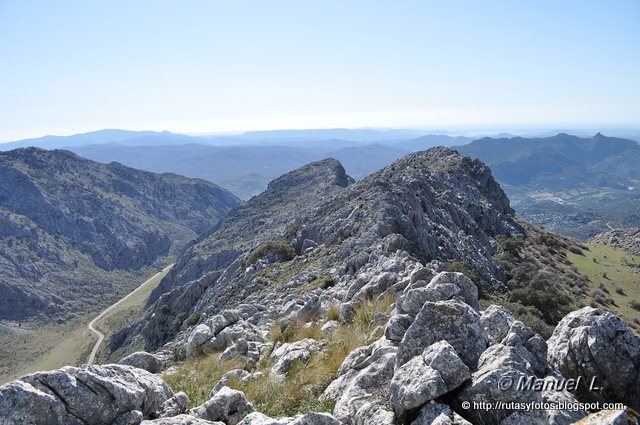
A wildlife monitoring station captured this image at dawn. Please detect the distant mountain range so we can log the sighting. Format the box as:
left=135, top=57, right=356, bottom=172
left=1, top=129, right=471, bottom=199
left=456, top=133, right=640, bottom=238
left=0, top=148, right=239, bottom=321
left=3, top=129, right=638, bottom=239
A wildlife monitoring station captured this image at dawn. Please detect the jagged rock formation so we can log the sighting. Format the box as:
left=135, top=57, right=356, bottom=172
left=0, top=148, right=239, bottom=320
left=114, top=148, right=522, bottom=352
left=590, top=227, right=640, bottom=255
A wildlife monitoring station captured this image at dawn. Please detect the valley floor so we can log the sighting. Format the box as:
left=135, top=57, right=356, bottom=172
left=0, top=263, right=171, bottom=384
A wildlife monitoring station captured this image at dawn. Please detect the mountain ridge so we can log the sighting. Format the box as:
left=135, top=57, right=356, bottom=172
left=0, top=147, right=240, bottom=321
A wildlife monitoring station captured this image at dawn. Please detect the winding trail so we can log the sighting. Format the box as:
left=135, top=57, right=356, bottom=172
left=86, top=264, right=173, bottom=365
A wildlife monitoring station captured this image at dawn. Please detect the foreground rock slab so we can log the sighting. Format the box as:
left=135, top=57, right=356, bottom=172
left=547, top=307, right=640, bottom=411
left=0, top=364, right=174, bottom=425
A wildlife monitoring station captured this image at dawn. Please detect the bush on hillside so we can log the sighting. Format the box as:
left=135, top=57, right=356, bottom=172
left=246, top=240, right=296, bottom=266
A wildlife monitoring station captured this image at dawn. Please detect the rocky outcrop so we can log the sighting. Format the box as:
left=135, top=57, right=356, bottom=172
left=0, top=364, right=174, bottom=424
left=547, top=307, right=640, bottom=410
left=120, top=148, right=524, bottom=353
left=590, top=227, right=640, bottom=255
left=142, top=415, right=224, bottom=424
left=411, top=402, right=471, bottom=425
left=8, top=149, right=631, bottom=424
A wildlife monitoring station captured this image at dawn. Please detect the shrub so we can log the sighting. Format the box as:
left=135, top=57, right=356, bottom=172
left=489, top=300, right=555, bottom=339
left=615, top=287, right=626, bottom=296
left=501, top=238, right=525, bottom=258
left=508, top=285, right=571, bottom=325
left=186, top=312, right=201, bottom=327
left=631, top=300, right=640, bottom=312
left=568, top=245, right=584, bottom=255
left=159, top=304, right=171, bottom=314
left=310, top=276, right=335, bottom=290
left=173, top=312, right=188, bottom=330
left=246, top=240, right=296, bottom=266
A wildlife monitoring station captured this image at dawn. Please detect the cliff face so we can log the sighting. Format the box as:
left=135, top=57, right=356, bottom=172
left=0, top=148, right=240, bottom=320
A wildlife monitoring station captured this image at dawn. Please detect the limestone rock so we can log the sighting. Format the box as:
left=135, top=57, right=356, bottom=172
left=323, top=340, right=397, bottom=425
left=0, top=364, right=174, bottom=425
left=119, top=351, right=164, bottom=374
left=155, top=391, right=190, bottom=418
left=411, top=402, right=471, bottom=425
left=480, top=304, right=517, bottom=346
left=142, top=415, right=224, bottom=424
left=547, top=307, right=640, bottom=410
left=190, top=386, right=253, bottom=425
left=573, top=407, right=640, bottom=425
left=390, top=341, right=470, bottom=416
left=397, top=300, right=486, bottom=369
left=210, top=369, right=251, bottom=397
left=454, top=343, right=585, bottom=425
left=270, top=339, right=325, bottom=378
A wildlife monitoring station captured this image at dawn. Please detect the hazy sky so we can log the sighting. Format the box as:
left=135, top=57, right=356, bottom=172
left=1, top=0, right=639, bottom=141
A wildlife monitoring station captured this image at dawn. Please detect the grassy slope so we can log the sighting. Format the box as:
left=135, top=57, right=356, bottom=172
left=0, top=317, right=95, bottom=384
left=567, top=243, right=640, bottom=333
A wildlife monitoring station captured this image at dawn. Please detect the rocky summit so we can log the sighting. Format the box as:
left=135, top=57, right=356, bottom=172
left=2, top=147, right=639, bottom=425
left=0, top=148, right=240, bottom=321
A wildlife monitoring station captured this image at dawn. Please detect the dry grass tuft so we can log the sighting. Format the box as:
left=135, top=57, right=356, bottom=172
left=163, top=293, right=396, bottom=416
left=162, top=356, right=243, bottom=407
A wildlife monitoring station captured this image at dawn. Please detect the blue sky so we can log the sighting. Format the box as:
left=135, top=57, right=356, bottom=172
left=1, top=0, right=639, bottom=141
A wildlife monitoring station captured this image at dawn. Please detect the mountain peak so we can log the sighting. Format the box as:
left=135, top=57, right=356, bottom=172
left=266, top=157, right=354, bottom=193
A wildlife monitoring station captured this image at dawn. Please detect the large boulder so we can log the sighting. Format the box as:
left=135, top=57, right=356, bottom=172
left=547, top=307, right=640, bottom=410
left=185, top=310, right=265, bottom=358
left=119, top=351, right=164, bottom=374
left=190, top=386, right=253, bottom=425
left=480, top=304, right=517, bottom=346
left=0, top=364, right=174, bottom=425
left=270, top=339, right=325, bottom=378
left=454, top=343, right=586, bottom=425
left=390, top=340, right=470, bottom=417
left=323, top=338, right=397, bottom=424
left=396, top=299, right=486, bottom=369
